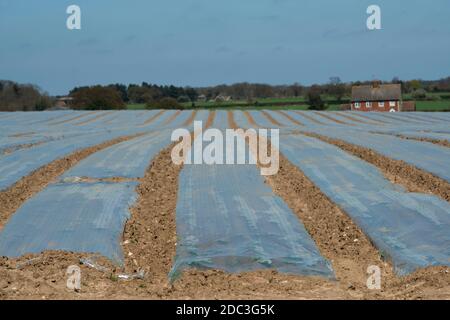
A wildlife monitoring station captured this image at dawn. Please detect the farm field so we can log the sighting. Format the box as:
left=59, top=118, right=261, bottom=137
left=0, top=110, right=450, bottom=299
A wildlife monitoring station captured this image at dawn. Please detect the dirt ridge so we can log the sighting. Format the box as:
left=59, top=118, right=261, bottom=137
left=0, top=132, right=145, bottom=230
left=301, top=131, right=450, bottom=203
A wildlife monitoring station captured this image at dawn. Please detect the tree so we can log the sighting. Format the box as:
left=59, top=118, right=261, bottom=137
left=409, top=79, right=422, bottom=91
left=328, top=77, right=346, bottom=102
left=146, top=97, right=182, bottom=110
left=0, top=80, right=47, bottom=111
left=412, top=88, right=427, bottom=100
left=70, top=86, right=125, bottom=110
left=306, top=86, right=326, bottom=110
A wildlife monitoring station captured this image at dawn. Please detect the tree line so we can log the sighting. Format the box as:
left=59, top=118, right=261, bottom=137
left=69, top=83, right=197, bottom=110
left=0, top=80, right=53, bottom=112
left=2, top=77, right=449, bottom=111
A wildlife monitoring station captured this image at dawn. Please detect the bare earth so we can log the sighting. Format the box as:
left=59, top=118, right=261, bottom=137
left=0, top=113, right=449, bottom=300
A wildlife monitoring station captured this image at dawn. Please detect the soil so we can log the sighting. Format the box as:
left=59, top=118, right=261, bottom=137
left=261, top=110, right=284, bottom=127
left=293, top=111, right=325, bottom=125
left=375, top=113, right=417, bottom=124
left=9, top=132, right=35, bottom=138
left=1, top=141, right=46, bottom=155
left=0, top=132, right=145, bottom=230
left=0, top=111, right=449, bottom=300
left=300, top=131, right=450, bottom=203
left=49, top=112, right=95, bottom=126
left=384, top=133, right=450, bottom=149
left=313, top=112, right=353, bottom=126
left=274, top=110, right=305, bottom=126
left=205, top=110, right=216, bottom=128
left=164, top=110, right=181, bottom=125
left=183, top=110, right=198, bottom=127
left=334, top=113, right=379, bottom=125
left=243, top=111, right=259, bottom=127
left=348, top=112, right=386, bottom=124
left=75, top=112, right=113, bottom=126
left=143, top=110, right=166, bottom=125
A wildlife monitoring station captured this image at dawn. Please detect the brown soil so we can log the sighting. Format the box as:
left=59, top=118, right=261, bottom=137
left=373, top=132, right=450, bottom=149
left=49, top=112, right=95, bottom=126
left=121, top=144, right=180, bottom=287
left=75, top=112, right=113, bottom=126
left=1, top=141, right=46, bottom=155
left=293, top=111, right=325, bottom=125
left=313, top=112, right=354, bottom=125
left=265, top=152, right=395, bottom=291
left=1, top=111, right=449, bottom=299
left=103, top=114, right=120, bottom=124
left=375, top=113, right=416, bottom=124
left=334, top=113, right=380, bottom=125
left=9, top=132, right=35, bottom=138
left=261, top=110, right=284, bottom=127
left=164, top=110, right=181, bottom=125
left=346, top=112, right=387, bottom=124
left=39, top=113, right=80, bottom=124
left=142, top=110, right=165, bottom=125
left=243, top=111, right=259, bottom=127
left=398, top=114, right=436, bottom=124
left=275, top=110, right=305, bottom=126
left=205, top=110, right=216, bottom=128
left=301, top=131, right=450, bottom=203
left=398, top=135, right=450, bottom=148
left=353, top=112, right=396, bottom=124
left=227, top=111, right=238, bottom=129
left=0, top=133, right=145, bottom=230
left=182, top=110, right=198, bottom=127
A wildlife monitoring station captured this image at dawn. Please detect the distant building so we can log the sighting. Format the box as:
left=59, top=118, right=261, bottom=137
left=351, top=84, right=402, bottom=112
left=214, top=95, right=232, bottom=102
left=197, top=94, right=207, bottom=102
left=54, top=96, right=73, bottom=109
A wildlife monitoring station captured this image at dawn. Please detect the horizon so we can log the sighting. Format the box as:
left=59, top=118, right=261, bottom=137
left=1, top=0, right=450, bottom=95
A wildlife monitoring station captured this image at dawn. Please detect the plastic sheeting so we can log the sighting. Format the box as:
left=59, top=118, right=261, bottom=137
left=0, top=181, right=138, bottom=264
left=170, top=134, right=334, bottom=280
left=0, top=127, right=147, bottom=190
left=280, top=133, right=450, bottom=275
left=62, top=131, right=172, bottom=179
left=305, top=127, right=450, bottom=183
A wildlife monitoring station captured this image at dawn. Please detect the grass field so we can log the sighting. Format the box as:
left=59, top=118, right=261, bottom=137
left=127, top=93, right=450, bottom=112
left=416, top=100, right=450, bottom=111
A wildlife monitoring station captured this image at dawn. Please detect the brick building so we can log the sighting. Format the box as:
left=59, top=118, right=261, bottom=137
left=351, top=84, right=402, bottom=112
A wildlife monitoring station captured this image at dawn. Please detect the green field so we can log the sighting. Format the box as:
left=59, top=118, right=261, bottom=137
left=127, top=94, right=450, bottom=112
left=416, top=100, right=450, bottom=111
left=127, top=103, right=147, bottom=110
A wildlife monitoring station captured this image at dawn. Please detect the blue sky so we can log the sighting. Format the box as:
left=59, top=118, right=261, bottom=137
left=1, top=0, right=449, bottom=95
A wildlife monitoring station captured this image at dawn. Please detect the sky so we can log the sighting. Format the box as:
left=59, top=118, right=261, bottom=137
left=0, top=0, right=449, bottom=95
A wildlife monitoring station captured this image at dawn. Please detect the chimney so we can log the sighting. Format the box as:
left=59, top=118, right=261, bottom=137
left=372, top=80, right=381, bottom=88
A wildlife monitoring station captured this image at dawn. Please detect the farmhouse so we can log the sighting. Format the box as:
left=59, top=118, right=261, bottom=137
left=54, top=96, right=73, bottom=109
left=351, top=83, right=402, bottom=112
